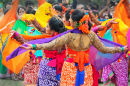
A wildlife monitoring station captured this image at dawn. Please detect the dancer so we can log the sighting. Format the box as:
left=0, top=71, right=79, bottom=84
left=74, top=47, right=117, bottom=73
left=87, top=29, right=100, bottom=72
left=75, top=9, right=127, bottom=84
left=21, top=9, right=128, bottom=86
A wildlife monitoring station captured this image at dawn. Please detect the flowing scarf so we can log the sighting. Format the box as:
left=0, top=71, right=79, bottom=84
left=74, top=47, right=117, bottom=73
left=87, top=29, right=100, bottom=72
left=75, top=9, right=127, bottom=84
left=5, top=28, right=123, bottom=74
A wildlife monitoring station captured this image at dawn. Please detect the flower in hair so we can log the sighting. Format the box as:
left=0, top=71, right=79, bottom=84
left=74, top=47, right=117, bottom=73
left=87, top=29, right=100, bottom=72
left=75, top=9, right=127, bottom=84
left=78, top=15, right=90, bottom=33
left=69, top=9, right=73, bottom=14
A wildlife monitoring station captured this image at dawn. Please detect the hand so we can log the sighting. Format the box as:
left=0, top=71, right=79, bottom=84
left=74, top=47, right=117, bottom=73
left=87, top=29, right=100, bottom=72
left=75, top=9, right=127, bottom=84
left=10, top=30, right=16, bottom=37
left=97, top=25, right=104, bottom=31
left=123, top=45, right=129, bottom=52
left=107, top=19, right=119, bottom=27
left=20, top=43, right=33, bottom=50
left=107, top=0, right=111, bottom=5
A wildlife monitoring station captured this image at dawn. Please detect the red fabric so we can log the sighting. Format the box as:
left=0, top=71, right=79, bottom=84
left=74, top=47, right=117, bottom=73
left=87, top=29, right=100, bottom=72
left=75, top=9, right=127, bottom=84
left=92, top=65, right=99, bottom=86
left=44, top=50, right=66, bottom=74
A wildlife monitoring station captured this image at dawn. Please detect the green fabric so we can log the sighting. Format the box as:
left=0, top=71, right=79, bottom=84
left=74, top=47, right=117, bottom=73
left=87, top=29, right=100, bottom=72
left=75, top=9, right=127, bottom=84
left=0, top=52, right=7, bottom=74
left=12, top=20, right=27, bottom=35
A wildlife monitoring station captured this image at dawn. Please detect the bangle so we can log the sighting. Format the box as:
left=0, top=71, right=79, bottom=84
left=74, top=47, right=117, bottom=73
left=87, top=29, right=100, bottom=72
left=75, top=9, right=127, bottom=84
left=121, top=47, right=124, bottom=52
left=32, top=44, right=36, bottom=50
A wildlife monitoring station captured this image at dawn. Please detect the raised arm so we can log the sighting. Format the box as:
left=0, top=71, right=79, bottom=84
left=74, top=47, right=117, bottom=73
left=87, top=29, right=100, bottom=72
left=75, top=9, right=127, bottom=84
left=90, top=31, right=122, bottom=54
left=124, top=0, right=130, bottom=18
left=35, top=33, right=72, bottom=50
left=32, top=19, right=46, bottom=33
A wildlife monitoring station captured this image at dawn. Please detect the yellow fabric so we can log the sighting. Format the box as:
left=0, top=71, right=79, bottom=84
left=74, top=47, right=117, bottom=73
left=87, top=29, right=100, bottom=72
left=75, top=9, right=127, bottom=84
left=65, top=26, right=73, bottom=30
left=99, top=19, right=129, bottom=46
left=22, top=2, right=56, bottom=28
left=0, top=34, right=8, bottom=49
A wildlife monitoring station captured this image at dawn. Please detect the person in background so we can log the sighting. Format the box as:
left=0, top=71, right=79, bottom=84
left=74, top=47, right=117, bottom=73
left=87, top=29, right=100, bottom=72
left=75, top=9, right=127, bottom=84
left=5, top=2, right=12, bottom=9
left=52, top=2, right=59, bottom=9
left=76, top=4, right=84, bottom=10
left=54, top=5, right=64, bottom=18
left=0, top=3, right=4, bottom=19
left=25, top=0, right=35, bottom=14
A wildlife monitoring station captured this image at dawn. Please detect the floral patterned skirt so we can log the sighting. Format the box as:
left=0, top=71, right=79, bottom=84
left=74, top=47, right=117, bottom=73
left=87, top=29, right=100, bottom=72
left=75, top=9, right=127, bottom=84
left=23, top=58, right=39, bottom=85
left=60, top=61, right=93, bottom=86
left=37, top=59, right=60, bottom=86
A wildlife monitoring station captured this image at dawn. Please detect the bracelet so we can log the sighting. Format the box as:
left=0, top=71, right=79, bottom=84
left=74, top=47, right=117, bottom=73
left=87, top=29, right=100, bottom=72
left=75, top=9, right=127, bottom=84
left=32, top=44, right=36, bottom=50
left=121, top=47, right=124, bottom=52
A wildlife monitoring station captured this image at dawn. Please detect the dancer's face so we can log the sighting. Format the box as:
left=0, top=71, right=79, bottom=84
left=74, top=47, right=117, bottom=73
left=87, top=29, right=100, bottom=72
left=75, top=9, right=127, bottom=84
left=18, top=8, right=25, bottom=17
left=69, top=16, right=77, bottom=27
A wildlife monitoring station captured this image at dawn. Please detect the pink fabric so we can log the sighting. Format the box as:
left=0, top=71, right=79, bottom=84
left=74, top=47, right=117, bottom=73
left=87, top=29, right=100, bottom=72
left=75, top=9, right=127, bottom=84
left=92, top=27, right=98, bottom=33
left=47, top=59, right=56, bottom=67
left=14, top=31, right=19, bottom=37
left=44, top=50, right=66, bottom=74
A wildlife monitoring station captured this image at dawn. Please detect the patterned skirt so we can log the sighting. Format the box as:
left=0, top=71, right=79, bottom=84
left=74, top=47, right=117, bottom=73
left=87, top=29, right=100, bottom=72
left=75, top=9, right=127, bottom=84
left=23, top=58, right=39, bottom=85
left=60, top=61, right=93, bottom=86
left=102, top=57, right=129, bottom=86
left=37, top=59, right=60, bottom=86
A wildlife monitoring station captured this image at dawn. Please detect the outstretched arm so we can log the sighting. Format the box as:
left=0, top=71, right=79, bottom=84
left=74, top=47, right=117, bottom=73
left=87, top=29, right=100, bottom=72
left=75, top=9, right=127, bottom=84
left=21, top=33, right=73, bottom=50
left=90, top=31, right=127, bottom=54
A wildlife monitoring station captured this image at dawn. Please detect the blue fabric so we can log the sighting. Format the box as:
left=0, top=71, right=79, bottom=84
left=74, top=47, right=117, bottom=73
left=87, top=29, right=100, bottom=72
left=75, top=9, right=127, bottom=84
left=75, top=63, right=89, bottom=86
left=27, top=26, right=42, bottom=36
left=103, top=28, right=113, bottom=41
left=98, top=19, right=108, bottom=21
left=34, top=50, right=43, bottom=58
left=56, top=73, right=60, bottom=80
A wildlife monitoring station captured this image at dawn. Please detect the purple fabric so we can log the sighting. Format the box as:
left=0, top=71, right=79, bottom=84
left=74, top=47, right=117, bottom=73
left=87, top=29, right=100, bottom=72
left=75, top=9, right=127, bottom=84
left=37, top=59, right=60, bottom=86
left=89, top=36, right=124, bottom=71
left=6, top=28, right=124, bottom=71
left=102, top=57, right=129, bottom=86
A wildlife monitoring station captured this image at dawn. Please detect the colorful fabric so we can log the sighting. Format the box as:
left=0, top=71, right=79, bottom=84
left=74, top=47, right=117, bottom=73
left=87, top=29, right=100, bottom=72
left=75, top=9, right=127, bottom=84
left=60, top=61, right=93, bottom=86
left=0, top=0, right=19, bottom=33
left=102, top=57, right=129, bottom=86
left=113, top=0, right=130, bottom=27
left=6, top=28, right=124, bottom=73
left=23, top=58, right=39, bottom=85
left=12, top=20, right=27, bottom=35
left=37, top=59, right=60, bottom=86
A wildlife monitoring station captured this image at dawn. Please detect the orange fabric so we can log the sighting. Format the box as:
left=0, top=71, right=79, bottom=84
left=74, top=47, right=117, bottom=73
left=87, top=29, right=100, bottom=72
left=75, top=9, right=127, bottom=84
left=113, top=0, right=130, bottom=27
left=67, top=47, right=89, bottom=72
left=38, top=0, right=46, bottom=7
left=0, top=0, right=19, bottom=33
left=21, top=34, right=51, bottom=39
left=2, top=34, right=51, bottom=74
left=60, top=62, right=93, bottom=86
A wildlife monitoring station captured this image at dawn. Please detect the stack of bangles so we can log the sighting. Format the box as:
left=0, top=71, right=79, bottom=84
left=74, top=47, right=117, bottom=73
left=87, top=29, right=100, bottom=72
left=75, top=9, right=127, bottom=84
left=121, top=47, right=124, bottom=52
left=32, top=44, right=36, bottom=50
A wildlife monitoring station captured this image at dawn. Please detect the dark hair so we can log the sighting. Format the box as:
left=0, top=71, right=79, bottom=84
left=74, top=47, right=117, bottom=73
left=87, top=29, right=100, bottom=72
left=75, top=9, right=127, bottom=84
left=54, top=5, right=63, bottom=12
left=25, top=0, right=34, bottom=7
left=49, top=17, right=67, bottom=33
left=26, top=6, right=36, bottom=14
left=71, top=9, right=92, bottom=30
left=71, top=9, right=85, bottom=23
left=65, top=9, right=71, bottom=21
left=17, top=6, right=26, bottom=14
left=4, top=9, right=10, bottom=15
left=48, top=0, right=55, bottom=4
left=5, top=2, right=12, bottom=8
left=92, top=3, right=99, bottom=10
left=52, top=2, right=59, bottom=7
